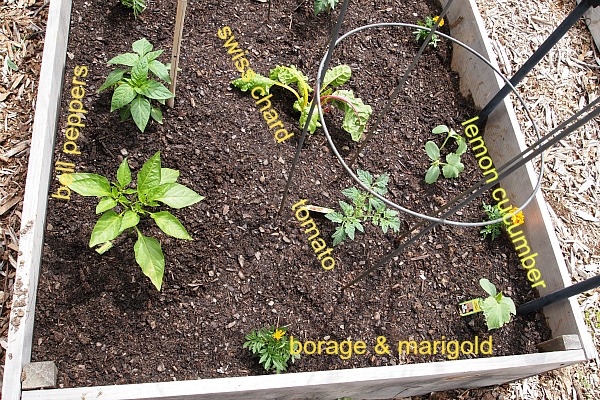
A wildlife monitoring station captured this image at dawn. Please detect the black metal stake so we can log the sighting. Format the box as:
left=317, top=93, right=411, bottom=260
left=518, top=274, right=600, bottom=315
left=478, top=0, right=600, bottom=123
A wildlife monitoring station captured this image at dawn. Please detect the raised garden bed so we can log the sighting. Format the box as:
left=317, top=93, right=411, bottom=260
left=3, top=0, right=596, bottom=399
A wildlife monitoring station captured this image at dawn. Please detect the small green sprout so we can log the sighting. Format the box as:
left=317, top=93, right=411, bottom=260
left=121, top=0, right=146, bottom=18
left=326, top=169, right=401, bottom=246
left=424, top=124, right=467, bottom=184
left=480, top=202, right=504, bottom=241
left=243, top=326, right=300, bottom=373
left=479, top=278, right=516, bottom=330
left=414, top=16, right=445, bottom=48
left=314, top=0, right=340, bottom=15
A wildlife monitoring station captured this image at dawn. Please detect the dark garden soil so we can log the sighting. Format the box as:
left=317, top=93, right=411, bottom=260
left=31, top=0, right=551, bottom=388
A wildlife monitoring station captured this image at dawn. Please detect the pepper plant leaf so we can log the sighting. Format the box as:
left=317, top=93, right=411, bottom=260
left=149, top=60, right=171, bottom=83
left=160, top=168, right=179, bottom=184
left=108, top=52, right=138, bottom=67
left=90, top=211, right=123, bottom=247
left=98, top=68, right=128, bottom=92
left=130, top=95, right=152, bottom=132
left=148, top=182, right=204, bottom=209
left=119, top=210, right=140, bottom=234
left=138, top=80, right=173, bottom=100
left=134, top=231, right=165, bottom=291
left=111, top=83, right=137, bottom=111
left=137, top=151, right=162, bottom=195
left=151, top=211, right=193, bottom=240
left=132, top=38, right=153, bottom=56
left=117, top=158, right=132, bottom=188
left=68, top=173, right=112, bottom=197
left=95, top=198, right=118, bottom=214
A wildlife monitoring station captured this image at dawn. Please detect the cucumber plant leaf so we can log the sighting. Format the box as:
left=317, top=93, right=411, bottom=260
left=479, top=278, right=516, bottom=330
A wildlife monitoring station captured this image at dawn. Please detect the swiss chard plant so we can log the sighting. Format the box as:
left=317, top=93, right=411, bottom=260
left=314, top=0, right=340, bottom=15
left=243, top=326, right=300, bottom=373
left=232, top=64, right=372, bottom=142
left=424, top=124, right=467, bottom=184
left=66, top=151, right=204, bottom=290
left=98, top=38, right=173, bottom=132
left=121, top=0, right=146, bottom=18
left=479, top=278, right=516, bottom=330
left=325, top=169, right=401, bottom=246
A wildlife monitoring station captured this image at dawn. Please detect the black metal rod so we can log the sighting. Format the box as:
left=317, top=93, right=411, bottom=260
left=518, top=274, right=600, bottom=315
left=478, top=0, right=592, bottom=122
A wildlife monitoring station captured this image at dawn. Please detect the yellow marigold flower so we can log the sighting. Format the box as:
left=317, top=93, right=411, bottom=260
left=433, top=16, right=445, bottom=27
left=510, top=207, right=525, bottom=225
left=272, top=329, right=285, bottom=340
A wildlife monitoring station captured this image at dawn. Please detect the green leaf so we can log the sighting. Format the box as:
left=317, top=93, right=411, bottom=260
left=357, top=169, right=373, bottom=186
left=332, top=226, right=346, bottom=246
left=137, top=151, right=162, bottom=195
left=479, top=278, right=497, bottom=297
left=270, top=65, right=309, bottom=87
left=145, top=50, right=164, bottom=63
left=322, top=65, right=351, bottom=90
left=134, top=231, right=165, bottom=291
left=117, top=158, right=132, bottom=187
left=299, top=104, right=321, bottom=134
left=442, top=164, right=460, bottom=178
left=425, top=141, right=440, bottom=161
left=150, top=107, right=163, bottom=124
left=432, top=124, right=450, bottom=134
left=132, top=38, right=153, bottom=56
left=314, top=0, right=339, bottom=15
left=90, top=211, right=123, bottom=247
left=232, top=73, right=278, bottom=93
left=120, top=104, right=132, bottom=121
left=149, top=60, right=171, bottom=83
left=330, top=90, right=372, bottom=142
left=481, top=294, right=515, bottom=330
left=130, top=95, right=152, bottom=132
left=111, top=83, right=137, bottom=111
left=6, top=58, right=17, bottom=71
left=341, top=187, right=361, bottom=200
left=138, top=80, right=173, bottom=100
left=96, top=197, right=117, bottom=214
left=131, top=55, right=149, bottom=86
left=339, top=200, right=354, bottom=216
left=98, top=68, right=128, bottom=92
left=344, top=222, right=356, bottom=240
left=456, top=137, right=468, bottom=155
left=148, top=182, right=204, bottom=209
left=151, top=211, right=193, bottom=240
left=119, top=210, right=140, bottom=233
left=108, top=53, right=139, bottom=67
left=425, top=165, right=440, bottom=184
left=325, top=211, right=343, bottom=224
left=446, top=153, right=464, bottom=170
left=68, top=173, right=112, bottom=197
left=160, top=168, right=179, bottom=184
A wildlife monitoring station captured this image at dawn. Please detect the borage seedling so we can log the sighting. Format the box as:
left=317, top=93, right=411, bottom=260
left=414, top=16, right=445, bottom=48
left=424, top=124, right=467, bottom=184
left=121, top=0, right=146, bottom=18
left=314, top=0, right=340, bottom=15
left=67, top=151, right=204, bottom=290
left=243, top=326, right=300, bottom=373
left=232, top=64, right=372, bottom=142
left=479, top=278, right=516, bottom=330
left=98, top=38, right=173, bottom=132
left=325, top=169, right=401, bottom=246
